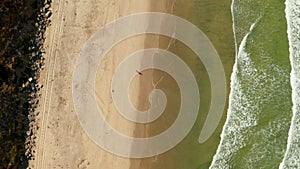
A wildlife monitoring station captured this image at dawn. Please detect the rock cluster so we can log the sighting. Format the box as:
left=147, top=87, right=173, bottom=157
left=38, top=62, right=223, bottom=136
left=0, top=0, right=52, bottom=168
left=23, top=0, right=52, bottom=167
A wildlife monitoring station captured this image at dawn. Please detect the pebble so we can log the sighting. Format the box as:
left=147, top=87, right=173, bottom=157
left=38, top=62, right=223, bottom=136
left=45, top=11, right=52, bottom=18
left=45, top=4, right=50, bottom=9
left=26, top=130, right=32, bottom=136
left=29, top=115, right=35, bottom=122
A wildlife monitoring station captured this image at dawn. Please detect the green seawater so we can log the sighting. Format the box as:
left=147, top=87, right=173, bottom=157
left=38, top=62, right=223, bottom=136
left=127, top=0, right=294, bottom=168
left=129, top=0, right=235, bottom=169
left=210, top=0, right=293, bottom=168
left=280, top=1, right=300, bottom=168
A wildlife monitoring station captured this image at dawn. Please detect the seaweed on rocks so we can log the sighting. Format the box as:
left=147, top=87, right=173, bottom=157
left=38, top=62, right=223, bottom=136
left=0, top=0, right=51, bottom=168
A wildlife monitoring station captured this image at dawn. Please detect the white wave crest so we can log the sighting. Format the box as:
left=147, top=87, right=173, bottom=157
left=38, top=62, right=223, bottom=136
left=280, top=1, right=300, bottom=168
left=209, top=6, right=261, bottom=168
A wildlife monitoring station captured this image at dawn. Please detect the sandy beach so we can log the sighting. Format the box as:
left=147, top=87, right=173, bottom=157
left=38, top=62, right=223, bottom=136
left=31, top=0, right=234, bottom=169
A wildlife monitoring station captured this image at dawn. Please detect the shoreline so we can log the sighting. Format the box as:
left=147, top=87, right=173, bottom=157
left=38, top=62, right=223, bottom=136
left=31, top=0, right=235, bottom=168
left=210, top=0, right=293, bottom=168
left=280, top=1, right=300, bottom=168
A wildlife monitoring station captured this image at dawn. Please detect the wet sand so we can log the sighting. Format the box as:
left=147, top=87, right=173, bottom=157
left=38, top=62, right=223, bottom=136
left=129, top=1, right=235, bottom=168
left=32, top=0, right=234, bottom=168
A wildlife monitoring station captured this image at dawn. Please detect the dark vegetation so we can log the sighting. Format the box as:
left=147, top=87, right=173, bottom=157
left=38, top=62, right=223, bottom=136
left=0, top=0, right=51, bottom=168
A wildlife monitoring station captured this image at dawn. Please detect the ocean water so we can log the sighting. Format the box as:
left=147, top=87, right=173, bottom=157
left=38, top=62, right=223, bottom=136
left=280, top=1, right=300, bottom=168
left=210, top=0, right=296, bottom=168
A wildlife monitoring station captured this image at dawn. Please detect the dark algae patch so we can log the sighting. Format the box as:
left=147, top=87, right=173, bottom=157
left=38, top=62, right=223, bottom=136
left=0, top=0, right=51, bottom=168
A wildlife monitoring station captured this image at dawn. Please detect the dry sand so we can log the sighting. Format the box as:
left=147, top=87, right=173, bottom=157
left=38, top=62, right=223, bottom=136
left=32, top=0, right=178, bottom=169
left=31, top=0, right=234, bottom=169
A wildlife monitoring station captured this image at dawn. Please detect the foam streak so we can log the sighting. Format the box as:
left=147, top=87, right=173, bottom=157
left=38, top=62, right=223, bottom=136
left=280, top=1, right=300, bottom=168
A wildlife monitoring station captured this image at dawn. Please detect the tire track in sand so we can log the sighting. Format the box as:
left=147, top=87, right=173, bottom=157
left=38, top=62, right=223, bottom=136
left=35, top=0, right=65, bottom=168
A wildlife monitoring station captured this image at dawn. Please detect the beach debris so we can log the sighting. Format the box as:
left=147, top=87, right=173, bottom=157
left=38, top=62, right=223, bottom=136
left=136, top=70, right=143, bottom=75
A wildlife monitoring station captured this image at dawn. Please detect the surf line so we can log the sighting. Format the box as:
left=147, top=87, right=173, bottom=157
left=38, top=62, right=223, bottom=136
left=209, top=4, right=261, bottom=168
left=280, top=1, right=300, bottom=168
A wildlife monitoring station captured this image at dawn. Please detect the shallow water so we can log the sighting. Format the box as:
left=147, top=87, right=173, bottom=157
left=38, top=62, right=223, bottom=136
left=280, top=1, right=300, bottom=168
left=104, top=0, right=300, bottom=168
left=210, top=0, right=293, bottom=168
left=127, top=0, right=235, bottom=168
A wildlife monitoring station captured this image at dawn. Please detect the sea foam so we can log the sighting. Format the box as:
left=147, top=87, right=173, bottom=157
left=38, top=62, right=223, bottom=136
left=280, top=1, right=300, bottom=168
left=210, top=0, right=292, bottom=168
left=209, top=18, right=261, bottom=169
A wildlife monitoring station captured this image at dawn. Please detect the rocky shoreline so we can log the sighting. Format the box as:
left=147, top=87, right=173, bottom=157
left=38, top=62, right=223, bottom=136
left=0, top=0, right=51, bottom=168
